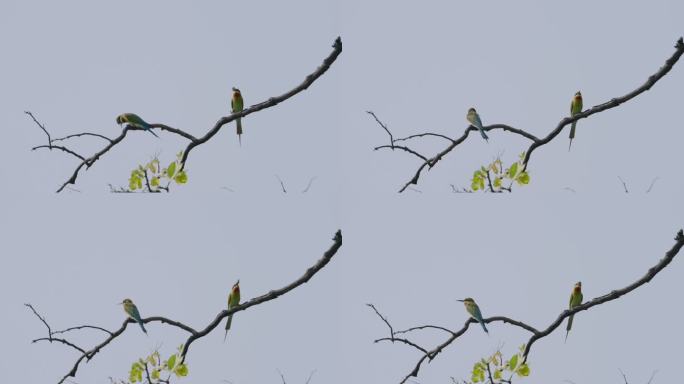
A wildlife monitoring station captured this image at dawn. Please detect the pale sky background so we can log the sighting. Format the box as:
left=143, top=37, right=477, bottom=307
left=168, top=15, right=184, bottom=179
left=1, top=1, right=684, bottom=383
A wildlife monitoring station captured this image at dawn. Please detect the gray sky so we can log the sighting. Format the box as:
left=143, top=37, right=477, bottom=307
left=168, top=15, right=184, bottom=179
left=2, top=1, right=684, bottom=383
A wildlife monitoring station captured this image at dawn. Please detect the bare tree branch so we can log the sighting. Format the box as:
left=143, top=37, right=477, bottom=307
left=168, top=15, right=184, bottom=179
left=370, top=229, right=684, bottom=383
left=618, top=176, right=629, bottom=193
left=276, top=174, right=288, bottom=193
left=301, top=176, right=318, bottom=193
left=372, top=37, right=684, bottom=192
left=28, top=230, right=343, bottom=384
left=28, top=37, right=342, bottom=193
left=646, top=177, right=660, bottom=193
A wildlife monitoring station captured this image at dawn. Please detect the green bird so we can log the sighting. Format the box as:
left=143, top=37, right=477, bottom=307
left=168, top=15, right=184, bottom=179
left=458, top=297, right=489, bottom=334
left=231, top=87, right=244, bottom=146
left=224, top=280, right=241, bottom=342
left=116, top=113, right=159, bottom=138
left=466, top=108, right=489, bottom=142
left=568, top=91, right=583, bottom=151
left=565, top=281, right=583, bottom=342
left=120, top=298, right=147, bottom=334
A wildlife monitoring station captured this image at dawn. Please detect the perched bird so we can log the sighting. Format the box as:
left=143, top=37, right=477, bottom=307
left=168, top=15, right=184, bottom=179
left=120, top=298, right=147, bottom=334
left=568, top=91, right=583, bottom=151
left=231, top=87, right=244, bottom=145
left=565, top=282, right=583, bottom=342
left=458, top=297, right=489, bottom=334
left=116, top=113, right=159, bottom=138
left=224, top=280, right=241, bottom=342
left=466, top=108, right=489, bottom=141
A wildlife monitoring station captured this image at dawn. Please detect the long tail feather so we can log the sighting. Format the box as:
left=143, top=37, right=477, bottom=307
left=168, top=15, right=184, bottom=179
left=223, top=314, right=233, bottom=342
left=139, top=321, right=148, bottom=334
left=147, top=129, right=159, bottom=139
left=479, top=127, right=489, bottom=142
left=480, top=320, right=489, bottom=334
left=568, top=122, right=576, bottom=151
left=565, top=314, right=574, bottom=342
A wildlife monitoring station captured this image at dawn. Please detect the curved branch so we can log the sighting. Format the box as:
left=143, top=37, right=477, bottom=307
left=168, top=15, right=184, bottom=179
left=52, top=132, right=113, bottom=143
left=53, top=325, right=113, bottom=336
left=180, top=229, right=343, bottom=359
left=373, top=37, right=684, bottom=192
left=28, top=37, right=342, bottom=192
left=522, top=229, right=684, bottom=359
left=28, top=230, right=342, bottom=384
left=179, top=37, right=343, bottom=168
left=32, top=144, right=86, bottom=161
left=371, top=229, right=684, bottom=383
left=522, top=37, right=684, bottom=168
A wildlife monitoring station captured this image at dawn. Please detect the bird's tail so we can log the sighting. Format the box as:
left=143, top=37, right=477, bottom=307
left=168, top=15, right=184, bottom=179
left=479, top=127, right=489, bottom=142
left=147, top=128, right=160, bottom=139
left=236, top=118, right=243, bottom=135
left=568, top=122, right=576, bottom=151
left=564, top=314, right=574, bottom=342
left=223, top=314, right=233, bottom=342
left=139, top=321, right=148, bottom=334
left=480, top=320, right=489, bottom=334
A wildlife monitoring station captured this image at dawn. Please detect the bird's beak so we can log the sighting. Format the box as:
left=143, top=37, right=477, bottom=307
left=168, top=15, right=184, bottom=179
left=456, top=299, right=465, bottom=302
left=235, top=280, right=240, bottom=285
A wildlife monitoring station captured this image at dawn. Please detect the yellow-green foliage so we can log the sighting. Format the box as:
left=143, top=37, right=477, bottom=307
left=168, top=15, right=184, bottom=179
left=471, top=152, right=530, bottom=192
left=128, top=152, right=188, bottom=192
left=127, top=345, right=189, bottom=384
left=468, top=345, right=530, bottom=384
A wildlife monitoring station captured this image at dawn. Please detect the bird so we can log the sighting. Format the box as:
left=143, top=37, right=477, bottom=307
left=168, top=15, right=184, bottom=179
left=231, top=87, right=244, bottom=146
left=466, top=108, right=489, bottom=141
left=568, top=91, right=583, bottom=151
left=116, top=113, right=159, bottom=138
left=565, top=281, right=583, bottom=342
left=224, top=280, right=241, bottom=342
left=458, top=297, right=489, bottom=334
left=120, top=298, right=147, bottom=334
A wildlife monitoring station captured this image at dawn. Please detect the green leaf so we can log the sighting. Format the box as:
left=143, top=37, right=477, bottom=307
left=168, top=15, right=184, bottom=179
left=507, top=162, right=519, bottom=179
left=517, top=363, right=530, bottom=377
left=174, top=363, right=189, bottom=377
left=507, top=354, right=518, bottom=371
left=473, top=170, right=484, bottom=179
left=174, top=171, right=188, bottom=184
left=151, top=368, right=160, bottom=380
left=166, top=354, right=177, bottom=370
left=166, top=161, right=177, bottom=178
left=129, top=176, right=139, bottom=190
left=516, top=171, right=530, bottom=185
left=494, top=368, right=503, bottom=380
left=478, top=177, right=485, bottom=191
left=471, top=368, right=482, bottom=383
left=136, top=177, right=143, bottom=190
left=471, top=176, right=482, bottom=191
left=151, top=176, right=160, bottom=187
left=494, top=177, right=502, bottom=188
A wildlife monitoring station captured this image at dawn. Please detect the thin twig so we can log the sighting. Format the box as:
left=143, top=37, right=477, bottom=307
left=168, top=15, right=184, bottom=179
left=618, top=176, right=629, bottom=193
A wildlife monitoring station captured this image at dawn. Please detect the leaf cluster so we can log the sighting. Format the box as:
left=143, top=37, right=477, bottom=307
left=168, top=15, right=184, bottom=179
left=128, top=152, right=188, bottom=192
left=471, top=153, right=530, bottom=192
